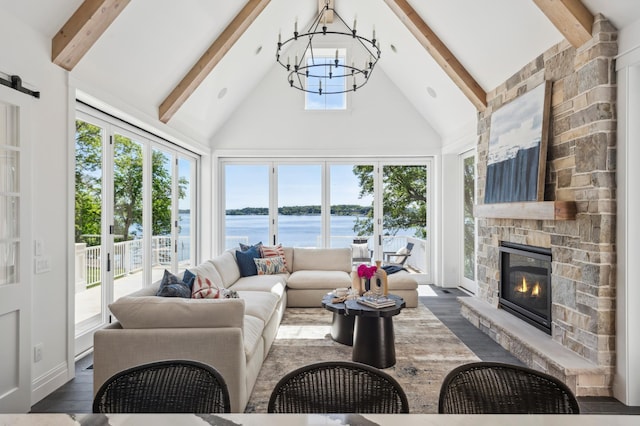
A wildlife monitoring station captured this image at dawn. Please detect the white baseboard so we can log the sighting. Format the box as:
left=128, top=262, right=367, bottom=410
left=31, top=362, right=71, bottom=406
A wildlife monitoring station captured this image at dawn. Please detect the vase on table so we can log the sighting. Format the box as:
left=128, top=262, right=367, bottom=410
left=373, top=260, right=388, bottom=296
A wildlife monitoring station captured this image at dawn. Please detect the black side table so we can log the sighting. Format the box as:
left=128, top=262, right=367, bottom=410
left=344, top=294, right=406, bottom=369
left=321, top=294, right=355, bottom=346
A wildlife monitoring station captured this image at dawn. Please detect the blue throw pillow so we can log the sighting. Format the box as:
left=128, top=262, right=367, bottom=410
left=236, top=245, right=261, bottom=277
left=182, top=269, right=196, bottom=290
left=156, top=269, right=192, bottom=298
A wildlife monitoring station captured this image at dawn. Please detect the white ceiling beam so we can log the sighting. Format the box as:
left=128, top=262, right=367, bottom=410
left=52, top=0, right=130, bottom=71
left=383, top=0, right=487, bottom=112
left=532, top=0, right=594, bottom=48
left=159, top=0, right=271, bottom=124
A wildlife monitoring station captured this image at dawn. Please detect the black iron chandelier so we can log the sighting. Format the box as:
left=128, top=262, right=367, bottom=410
left=276, top=1, right=381, bottom=95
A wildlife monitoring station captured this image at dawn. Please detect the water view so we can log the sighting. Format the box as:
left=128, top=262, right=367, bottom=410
left=225, top=214, right=416, bottom=250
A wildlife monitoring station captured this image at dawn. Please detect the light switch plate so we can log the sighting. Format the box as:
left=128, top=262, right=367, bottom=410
left=34, top=256, right=51, bottom=274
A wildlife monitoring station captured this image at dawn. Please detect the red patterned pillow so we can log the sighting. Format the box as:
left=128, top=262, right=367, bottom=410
left=260, top=244, right=288, bottom=272
left=192, top=275, right=220, bottom=299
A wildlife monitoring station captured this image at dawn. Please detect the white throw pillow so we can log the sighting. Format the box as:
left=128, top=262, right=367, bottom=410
left=351, top=243, right=369, bottom=258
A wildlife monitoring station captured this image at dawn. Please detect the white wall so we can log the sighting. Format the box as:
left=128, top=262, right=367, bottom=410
left=211, top=64, right=442, bottom=155
left=0, top=10, right=73, bottom=404
left=614, top=17, right=640, bottom=407
left=0, top=7, right=214, bottom=408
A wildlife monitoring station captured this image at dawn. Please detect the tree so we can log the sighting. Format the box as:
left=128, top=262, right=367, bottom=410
left=75, top=121, right=102, bottom=246
left=352, top=165, right=427, bottom=239
left=75, top=120, right=187, bottom=245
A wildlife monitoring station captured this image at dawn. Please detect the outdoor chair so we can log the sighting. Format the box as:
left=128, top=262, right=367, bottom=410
left=351, top=237, right=372, bottom=264
left=383, top=242, right=414, bottom=267
left=267, top=361, right=410, bottom=413
left=438, top=361, right=580, bottom=414
left=93, top=360, right=231, bottom=413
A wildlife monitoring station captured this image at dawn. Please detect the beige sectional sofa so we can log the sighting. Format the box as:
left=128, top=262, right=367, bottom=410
left=93, top=246, right=418, bottom=412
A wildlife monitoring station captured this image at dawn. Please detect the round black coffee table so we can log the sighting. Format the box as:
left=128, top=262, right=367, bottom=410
left=344, top=294, right=405, bottom=369
left=321, top=294, right=355, bottom=346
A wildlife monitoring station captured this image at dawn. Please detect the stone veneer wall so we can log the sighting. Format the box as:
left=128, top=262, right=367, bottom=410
left=475, top=15, right=617, bottom=376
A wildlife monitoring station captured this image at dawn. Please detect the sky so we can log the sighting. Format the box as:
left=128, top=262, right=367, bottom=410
left=225, top=164, right=372, bottom=209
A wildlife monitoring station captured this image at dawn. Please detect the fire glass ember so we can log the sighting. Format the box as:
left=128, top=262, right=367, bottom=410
left=499, top=242, right=552, bottom=334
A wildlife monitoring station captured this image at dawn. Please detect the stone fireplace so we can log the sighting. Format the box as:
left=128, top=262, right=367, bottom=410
left=460, top=14, right=617, bottom=397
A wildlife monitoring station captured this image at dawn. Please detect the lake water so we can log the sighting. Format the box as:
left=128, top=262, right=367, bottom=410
left=225, top=214, right=364, bottom=249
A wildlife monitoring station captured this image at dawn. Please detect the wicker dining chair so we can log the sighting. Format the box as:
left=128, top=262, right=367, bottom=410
left=268, top=361, right=409, bottom=413
left=438, top=362, right=580, bottom=414
left=93, top=360, right=231, bottom=413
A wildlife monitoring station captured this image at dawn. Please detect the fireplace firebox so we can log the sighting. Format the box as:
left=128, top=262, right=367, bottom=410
left=499, top=242, right=552, bottom=334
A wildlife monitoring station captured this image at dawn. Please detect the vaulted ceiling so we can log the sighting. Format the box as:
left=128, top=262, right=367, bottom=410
left=2, top=0, right=639, bottom=145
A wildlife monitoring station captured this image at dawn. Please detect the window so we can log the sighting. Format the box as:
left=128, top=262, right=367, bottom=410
left=305, top=48, right=347, bottom=110
left=220, top=159, right=433, bottom=283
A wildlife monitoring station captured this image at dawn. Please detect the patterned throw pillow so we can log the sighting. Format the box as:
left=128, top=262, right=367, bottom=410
left=239, top=241, right=262, bottom=251
left=156, top=269, right=192, bottom=298
left=191, top=274, right=220, bottom=299
left=260, top=244, right=288, bottom=272
left=254, top=256, right=287, bottom=275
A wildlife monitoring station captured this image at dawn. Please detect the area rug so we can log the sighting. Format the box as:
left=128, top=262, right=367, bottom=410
left=245, top=303, right=480, bottom=413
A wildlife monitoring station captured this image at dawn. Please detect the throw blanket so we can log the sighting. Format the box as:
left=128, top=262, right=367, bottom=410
left=382, top=265, right=406, bottom=275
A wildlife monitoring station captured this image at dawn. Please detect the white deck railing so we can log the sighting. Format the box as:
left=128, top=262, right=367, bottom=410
left=75, top=236, right=191, bottom=290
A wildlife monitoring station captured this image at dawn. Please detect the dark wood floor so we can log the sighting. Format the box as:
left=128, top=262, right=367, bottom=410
left=30, top=285, right=640, bottom=414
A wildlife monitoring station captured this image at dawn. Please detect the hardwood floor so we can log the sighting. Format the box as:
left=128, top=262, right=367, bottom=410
left=30, top=285, right=640, bottom=414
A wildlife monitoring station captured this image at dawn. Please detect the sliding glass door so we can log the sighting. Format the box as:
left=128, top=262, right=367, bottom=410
left=74, top=107, right=199, bottom=355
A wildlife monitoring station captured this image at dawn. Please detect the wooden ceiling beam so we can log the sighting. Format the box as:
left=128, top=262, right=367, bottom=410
left=532, top=0, right=594, bottom=48
left=383, top=0, right=487, bottom=112
left=159, top=0, right=271, bottom=124
left=52, top=0, right=130, bottom=71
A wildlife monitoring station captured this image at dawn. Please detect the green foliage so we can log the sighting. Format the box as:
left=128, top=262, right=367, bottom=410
left=352, top=165, right=427, bottom=239
left=75, top=121, right=102, bottom=246
left=75, top=120, right=187, bottom=245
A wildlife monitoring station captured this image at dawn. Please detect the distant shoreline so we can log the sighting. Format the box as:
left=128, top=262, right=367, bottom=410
left=226, top=205, right=371, bottom=216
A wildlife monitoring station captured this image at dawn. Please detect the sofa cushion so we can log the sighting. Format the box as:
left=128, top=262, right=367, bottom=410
left=191, top=275, right=220, bottom=299
left=243, top=315, right=264, bottom=358
left=238, top=291, right=279, bottom=324
left=292, top=247, right=351, bottom=273
left=109, top=296, right=245, bottom=329
left=236, top=246, right=261, bottom=277
left=260, top=244, right=289, bottom=272
left=230, top=275, right=286, bottom=299
left=286, top=270, right=352, bottom=289
left=254, top=256, right=287, bottom=275
left=188, top=261, right=225, bottom=289
left=387, top=271, right=419, bottom=290
left=156, top=269, right=191, bottom=298
left=210, top=251, right=241, bottom=287
left=240, top=241, right=262, bottom=251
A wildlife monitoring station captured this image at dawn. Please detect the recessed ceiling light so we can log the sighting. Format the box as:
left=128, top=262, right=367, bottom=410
left=255, top=45, right=263, bottom=55
left=427, top=86, right=437, bottom=98
left=218, top=88, right=228, bottom=99
left=390, top=44, right=397, bottom=53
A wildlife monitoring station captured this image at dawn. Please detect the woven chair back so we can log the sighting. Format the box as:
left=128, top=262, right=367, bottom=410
left=268, top=361, right=409, bottom=413
left=438, top=362, right=580, bottom=414
left=93, top=360, right=231, bottom=413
